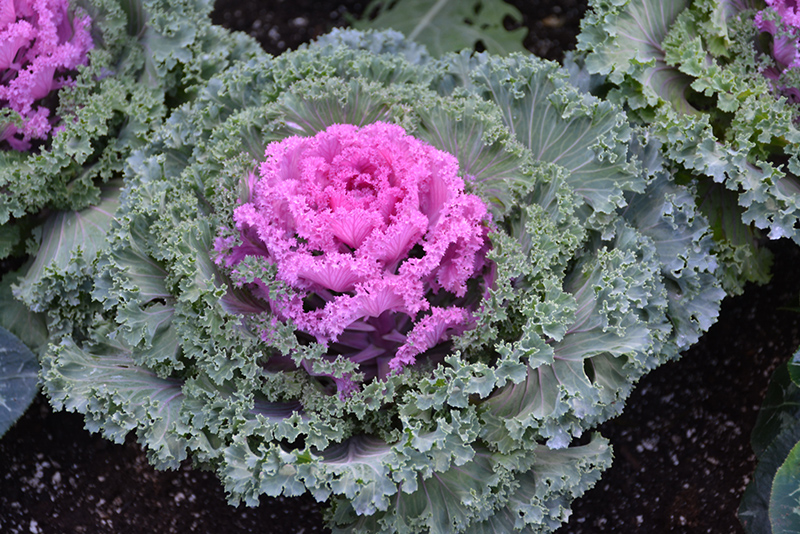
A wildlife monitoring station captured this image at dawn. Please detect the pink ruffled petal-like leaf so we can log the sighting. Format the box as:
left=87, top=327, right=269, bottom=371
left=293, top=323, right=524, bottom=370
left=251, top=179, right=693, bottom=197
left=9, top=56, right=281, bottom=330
left=389, top=307, right=471, bottom=372
left=222, top=121, right=493, bottom=392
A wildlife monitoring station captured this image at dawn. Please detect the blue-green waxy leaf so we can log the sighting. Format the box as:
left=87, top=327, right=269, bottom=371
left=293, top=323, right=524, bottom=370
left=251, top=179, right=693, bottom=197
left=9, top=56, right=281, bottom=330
left=479, top=222, right=666, bottom=450
left=770, top=439, right=800, bottom=534
left=477, top=435, right=612, bottom=533
left=353, top=0, right=527, bottom=57
left=576, top=0, right=800, bottom=287
left=313, top=28, right=431, bottom=66
left=275, top=78, right=398, bottom=138
left=42, top=338, right=188, bottom=467
left=578, top=0, right=693, bottom=112
left=327, top=442, right=500, bottom=534
left=622, top=170, right=724, bottom=357
left=412, top=101, right=531, bottom=216
left=0, top=326, right=39, bottom=438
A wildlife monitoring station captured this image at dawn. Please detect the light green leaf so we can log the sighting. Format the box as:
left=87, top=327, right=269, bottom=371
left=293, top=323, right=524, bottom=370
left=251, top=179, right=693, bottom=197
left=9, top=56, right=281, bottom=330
left=354, top=0, right=527, bottom=57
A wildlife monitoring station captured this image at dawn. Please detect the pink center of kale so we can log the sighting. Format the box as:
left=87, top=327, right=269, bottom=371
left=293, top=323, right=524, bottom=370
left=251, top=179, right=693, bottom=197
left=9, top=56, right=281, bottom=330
left=222, top=122, right=493, bottom=390
left=0, top=0, right=93, bottom=150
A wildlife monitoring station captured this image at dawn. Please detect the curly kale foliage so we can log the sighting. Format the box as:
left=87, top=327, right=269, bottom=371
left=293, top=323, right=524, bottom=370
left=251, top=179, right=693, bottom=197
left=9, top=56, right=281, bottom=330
left=575, top=0, right=800, bottom=294
left=39, top=30, right=723, bottom=533
left=0, top=0, right=264, bottom=339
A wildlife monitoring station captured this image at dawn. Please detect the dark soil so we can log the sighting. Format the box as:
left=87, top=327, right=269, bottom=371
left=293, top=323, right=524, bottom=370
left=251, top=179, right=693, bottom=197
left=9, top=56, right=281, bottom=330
left=3, top=1, right=798, bottom=534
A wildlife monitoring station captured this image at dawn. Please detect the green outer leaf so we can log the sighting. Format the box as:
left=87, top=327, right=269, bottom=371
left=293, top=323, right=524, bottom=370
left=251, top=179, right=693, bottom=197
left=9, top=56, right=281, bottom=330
left=740, top=361, right=800, bottom=533
left=313, top=28, right=431, bottom=66
left=330, top=435, right=612, bottom=534
left=1, top=0, right=266, bottom=257
left=437, top=52, right=645, bottom=232
left=0, top=326, right=39, bottom=438
left=751, top=363, right=800, bottom=459
left=14, top=182, right=122, bottom=309
left=479, top=220, right=667, bottom=450
left=577, top=0, right=691, bottom=111
left=770, top=438, right=800, bottom=534
left=42, top=338, right=189, bottom=468
left=353, top=0, right=527, bottom=57
left=693, top=177, right=773, bottom=296
left=622, top=168, right=724, bottom=355
left=741, top=424, right=800, bottom=534
left=577, top=0, right=800, bottom=263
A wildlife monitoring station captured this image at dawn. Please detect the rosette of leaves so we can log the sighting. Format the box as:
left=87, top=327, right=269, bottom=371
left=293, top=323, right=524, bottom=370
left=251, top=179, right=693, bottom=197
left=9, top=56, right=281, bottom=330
left=0, top=0, right=264, bottom=343
left=40, top=30, right=722, bottom=533
left=574, top=0, right=800, bottom=294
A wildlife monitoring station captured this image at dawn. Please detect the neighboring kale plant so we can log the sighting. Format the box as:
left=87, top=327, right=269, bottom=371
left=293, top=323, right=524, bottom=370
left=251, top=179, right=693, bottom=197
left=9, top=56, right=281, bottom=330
left=39, top=30, right=723, bottom=533
left=0, top=0, right=93, bottom=151
left=739, top=348, right=800, bottom=534
left=574, top=0, right=800, bottom=294
left=755, top=0, right=800, bottom=104
left=0, top=0, right=264, bottom=343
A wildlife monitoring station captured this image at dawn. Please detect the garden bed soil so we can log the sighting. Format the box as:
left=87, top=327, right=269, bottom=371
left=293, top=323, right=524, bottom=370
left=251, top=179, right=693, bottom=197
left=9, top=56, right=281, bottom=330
left=3, top=1, right=799, bottom=533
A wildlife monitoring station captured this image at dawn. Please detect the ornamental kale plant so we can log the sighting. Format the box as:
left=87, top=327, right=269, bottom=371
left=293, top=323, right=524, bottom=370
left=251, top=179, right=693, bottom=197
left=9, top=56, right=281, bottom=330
left=0, top=0, right=93, bottom=151
left=38, top=29, right=723, bottom=533
left=0, top=0, right=264, bottom=342
left=739, top=350, right=800, bottom=534
left=574, top=0, right=800, bottom=294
